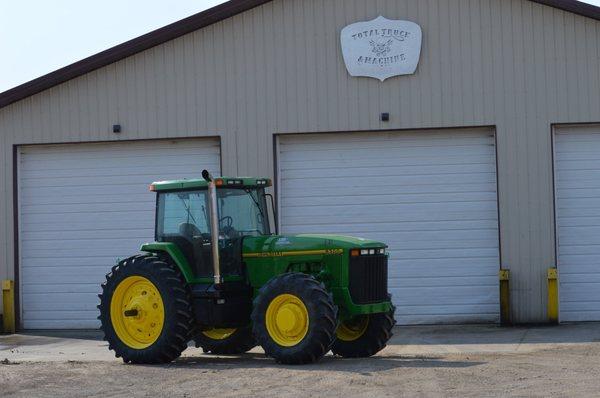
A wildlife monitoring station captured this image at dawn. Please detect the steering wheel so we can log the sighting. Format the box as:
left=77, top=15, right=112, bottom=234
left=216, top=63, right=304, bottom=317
left=220, top=225, right=240, bottom=240
left=219, top=216, right=233, bottom=228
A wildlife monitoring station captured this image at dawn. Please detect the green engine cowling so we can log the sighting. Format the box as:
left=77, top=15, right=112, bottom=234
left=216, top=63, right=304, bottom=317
left=142, top=233, right=392, bottom=321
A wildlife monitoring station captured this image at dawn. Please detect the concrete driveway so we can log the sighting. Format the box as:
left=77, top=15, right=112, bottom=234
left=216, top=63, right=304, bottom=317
left=1, top=324, right=600, bottom=397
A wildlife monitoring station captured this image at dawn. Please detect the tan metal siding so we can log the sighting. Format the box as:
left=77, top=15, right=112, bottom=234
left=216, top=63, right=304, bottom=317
left=0, top=0, right=599, bottom=322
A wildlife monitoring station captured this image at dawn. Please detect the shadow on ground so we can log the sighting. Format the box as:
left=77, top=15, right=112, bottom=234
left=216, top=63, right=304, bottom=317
left=155, top=352, right=485, bottom=373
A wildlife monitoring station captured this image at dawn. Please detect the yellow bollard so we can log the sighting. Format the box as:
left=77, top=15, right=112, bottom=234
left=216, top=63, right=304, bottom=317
left=2, top=280, right=15, bottom=334
left=499, top=270, right=510, bottom=325
left=547, top=269, right=559, bottom=324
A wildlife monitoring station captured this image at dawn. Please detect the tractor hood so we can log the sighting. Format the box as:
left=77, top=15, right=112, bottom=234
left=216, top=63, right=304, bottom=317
left=242, top=234, right=386, bottom=255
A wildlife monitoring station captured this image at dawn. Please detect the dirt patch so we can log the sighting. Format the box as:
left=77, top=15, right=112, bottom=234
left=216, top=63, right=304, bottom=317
left=1, top=344, right=599, bottom=397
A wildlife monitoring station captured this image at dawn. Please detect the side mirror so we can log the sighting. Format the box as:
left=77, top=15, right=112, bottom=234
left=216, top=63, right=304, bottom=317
left=202, top=170, right=212, bottom=182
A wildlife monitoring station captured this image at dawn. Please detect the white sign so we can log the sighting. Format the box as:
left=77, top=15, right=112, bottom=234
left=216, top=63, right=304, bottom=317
left=341, top=16, right=422, bottom=81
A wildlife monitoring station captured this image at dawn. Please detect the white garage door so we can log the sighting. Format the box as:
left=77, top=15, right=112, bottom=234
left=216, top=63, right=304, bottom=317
left=555, top=127, right=600, bottom=322
left=278, top=129, right=500, bottom=325
left=19, top=139, right=221, bottom=329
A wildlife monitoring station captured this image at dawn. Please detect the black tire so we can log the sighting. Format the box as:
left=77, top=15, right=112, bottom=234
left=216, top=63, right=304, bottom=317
left=194, top=325, right=256, bottom=355
left=331, top=307, right=396, bottom=358
left=252, top=273, right=337, bottom=365
left=98, top=254, right=194, bottom=364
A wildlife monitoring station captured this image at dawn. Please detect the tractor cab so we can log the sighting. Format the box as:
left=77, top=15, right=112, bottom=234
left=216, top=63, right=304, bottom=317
left=150, top=175, right=273, bottom=282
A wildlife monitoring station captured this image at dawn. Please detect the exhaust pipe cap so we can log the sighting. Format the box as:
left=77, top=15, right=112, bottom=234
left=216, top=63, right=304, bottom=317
left=202, top=169, right=212, bottom=182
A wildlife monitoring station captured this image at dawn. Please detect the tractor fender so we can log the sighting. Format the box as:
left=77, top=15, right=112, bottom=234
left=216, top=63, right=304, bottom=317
left=140, top=242, right=195, bottom=283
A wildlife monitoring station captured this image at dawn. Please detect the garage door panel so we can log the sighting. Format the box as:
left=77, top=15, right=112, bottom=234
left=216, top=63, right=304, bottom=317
left=280, top=136, right=494, bottom=152
left=389, top=275, right=501, bottom=288
left=387, top=248, right=499, bottom=261
left=395, top=313, right=498, bottom=325
left=21, top=271, right=109, bottom=285
left=21, top=218, right=153, bottom=232
left=556, top=312, right=600, bottom=323
left=20, top=193, right=151, bottom=206
left=23, top=283, right=100, bottom=294
left=279, top=130, right=500, bottom=325
left=561, top=301, right=600, bottom=312
left=556, top=263, right=600, bottom=275
left=24, top=319, right=98, bottom=329
left=558, top=226, right=600, bottom=237
left=21, top=201, right=156, bottom=215
left=388, top=260, right=499, bottom=276
left=282, top=192, right=498, bottom=207
left=22, top=244, right=151, bottom=260
left=392, top=303, right=500, bottom=317
left=283, top=207, right=498, bottom=222
left=558, top=217, right=600, bottom=228
left=23, top=311, right=100, bottom=322
left=561, top=273, right=600, bottom=283
left=21, top=210, right=153, bottom=225
left=21, top=237, right=147, bottom=252
left=21, top=142, right=220, bottom=160
left=21, top=185, right=151, bottom=198
left=553, top=208, right=600, bottom=219
left=282, top=203, right=497, bottom=218
left=282, top=174, right=496, bottom=189
left=560, top=285, right=600, bottom=302
left=555, top=128, right=600, bottom=322
left=366, top=239, right=498, bottom=251
left=555, top=160, right=600, bottom=172
left=20, top=161, right=217, bottom=178
left=19, top=139, right=220, bottom=329
left=557, top=198, right=600, bottom=210
left=277, top=220, right=497, bottom=234
left=22, top=229, right=154, bottom=241
left=283, top=183, right=497, bottom=198
left=391, top=286, right=498, bottom=305
left=22, top=293, right=98, bottom=311
left=281, top=164, right=496, bottom=179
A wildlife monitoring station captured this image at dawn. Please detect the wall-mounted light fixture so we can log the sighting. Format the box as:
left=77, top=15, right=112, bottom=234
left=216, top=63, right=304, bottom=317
left=112, top=124, right=122, bottom=134
left=380, top=113, right=390, bottom=122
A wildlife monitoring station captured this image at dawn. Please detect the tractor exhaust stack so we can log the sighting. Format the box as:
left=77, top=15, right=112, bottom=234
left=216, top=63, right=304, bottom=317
left=202, top=169, right=222, bottom=285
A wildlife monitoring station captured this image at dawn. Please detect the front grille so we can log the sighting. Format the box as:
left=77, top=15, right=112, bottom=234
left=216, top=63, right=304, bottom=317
left=348, top=254, right=389, bottom=304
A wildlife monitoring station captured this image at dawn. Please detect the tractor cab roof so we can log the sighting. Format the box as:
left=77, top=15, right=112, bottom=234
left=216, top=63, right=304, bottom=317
left=150, top=177, right=272, bottom=192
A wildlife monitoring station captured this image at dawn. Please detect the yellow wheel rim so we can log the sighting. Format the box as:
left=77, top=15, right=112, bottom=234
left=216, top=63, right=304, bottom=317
left=202, top=328, right=237, bottom=340
left=336, top=316, right=369, bottom=342
left=110, top=276, right=165, bottom=349
left=265, top=294, right=309, bottom=347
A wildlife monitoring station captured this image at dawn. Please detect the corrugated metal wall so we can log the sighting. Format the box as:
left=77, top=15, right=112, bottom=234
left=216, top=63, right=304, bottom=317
left=0, top=0, right=599, bottom=323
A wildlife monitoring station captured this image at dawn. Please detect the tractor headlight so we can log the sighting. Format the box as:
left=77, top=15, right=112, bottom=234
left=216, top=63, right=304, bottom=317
left=352, top=248, right=386, bottom=256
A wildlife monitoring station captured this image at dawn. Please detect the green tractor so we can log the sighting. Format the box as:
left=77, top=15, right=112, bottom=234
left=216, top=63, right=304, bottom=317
left=98, top=170, right=395, bottom=365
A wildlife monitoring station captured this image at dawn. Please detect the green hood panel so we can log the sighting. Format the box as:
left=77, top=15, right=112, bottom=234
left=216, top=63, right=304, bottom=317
left=242, top=234, right=385, bottom=254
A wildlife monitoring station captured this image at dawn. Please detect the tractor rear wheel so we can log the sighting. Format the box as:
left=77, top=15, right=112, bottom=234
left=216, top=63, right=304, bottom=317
left=98, top=254, right=194, bottom=364
left=331, top=308, right=396, bottom=358
left=251, top=273, right=337, bottom=365
left=194, top=325, right=256, bottom=355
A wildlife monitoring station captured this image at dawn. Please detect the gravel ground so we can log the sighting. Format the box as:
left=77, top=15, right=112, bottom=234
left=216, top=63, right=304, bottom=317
left=2, top=325, right=600, bottom=397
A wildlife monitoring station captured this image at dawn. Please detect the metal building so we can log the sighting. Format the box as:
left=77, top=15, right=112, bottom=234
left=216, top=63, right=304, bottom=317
left=1, top=0, right=600, bottom=329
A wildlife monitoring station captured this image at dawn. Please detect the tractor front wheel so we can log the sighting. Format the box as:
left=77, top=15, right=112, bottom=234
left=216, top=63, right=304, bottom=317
left=98, top=255, right=194, bottom=364
left=252, top=273, right=337, bottom=365
left=331, top=308, right=396, bottom=358
left=194, top=325, right=256, bottom=355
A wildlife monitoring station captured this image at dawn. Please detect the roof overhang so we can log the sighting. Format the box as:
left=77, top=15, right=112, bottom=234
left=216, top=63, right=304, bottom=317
left=1, top=0, right=599, bottom=110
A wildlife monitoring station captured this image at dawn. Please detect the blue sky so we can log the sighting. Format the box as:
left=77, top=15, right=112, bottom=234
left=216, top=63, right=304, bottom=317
left=1, top=0, right=599, bottom=92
